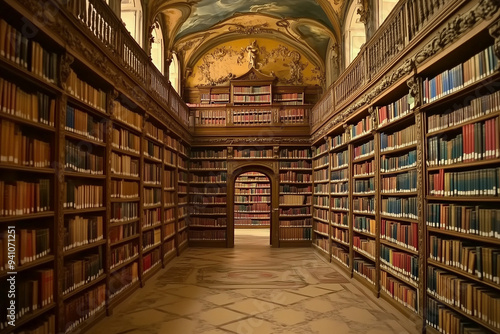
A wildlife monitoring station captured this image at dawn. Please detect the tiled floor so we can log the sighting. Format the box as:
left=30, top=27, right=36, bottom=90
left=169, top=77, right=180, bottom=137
left=92, top=229, right=420, bottom=333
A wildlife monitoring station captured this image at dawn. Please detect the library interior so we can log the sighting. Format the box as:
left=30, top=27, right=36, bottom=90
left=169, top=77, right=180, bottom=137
left=0, top=0, right=500, bottom=333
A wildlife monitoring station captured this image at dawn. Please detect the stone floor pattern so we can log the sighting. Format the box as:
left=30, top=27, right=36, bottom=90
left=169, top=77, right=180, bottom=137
left=92, top=230, right=419, bottom=334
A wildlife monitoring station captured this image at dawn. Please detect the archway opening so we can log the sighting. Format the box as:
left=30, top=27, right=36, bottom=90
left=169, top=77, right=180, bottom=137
left=234, top=171, right=271, bottom=246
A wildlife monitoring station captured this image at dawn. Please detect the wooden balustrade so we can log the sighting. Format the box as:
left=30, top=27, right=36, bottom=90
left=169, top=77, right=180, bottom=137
left=313, top=0, right=453, bottom=129
left=65, top=0, right=189, bottom=127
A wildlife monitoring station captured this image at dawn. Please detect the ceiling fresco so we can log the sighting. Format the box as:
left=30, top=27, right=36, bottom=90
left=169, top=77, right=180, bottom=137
left=175, top=0, right=335, bottom=40
left=150, top=0, right=351, bottom=89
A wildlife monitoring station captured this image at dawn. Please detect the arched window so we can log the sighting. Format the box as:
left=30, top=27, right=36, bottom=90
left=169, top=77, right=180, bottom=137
left=378, top=0, right=398, bottom=27
left=121, top=0, right=142, bottom=46
left=169, top=53, right=180, bottom=94
left=344, top=0, right=366, bottom=65
left=151, top=21, right=164, bottom=73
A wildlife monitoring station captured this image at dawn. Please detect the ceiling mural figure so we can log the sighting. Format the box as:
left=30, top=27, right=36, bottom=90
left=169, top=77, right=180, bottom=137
left=245, top=40, right=259, bottom=69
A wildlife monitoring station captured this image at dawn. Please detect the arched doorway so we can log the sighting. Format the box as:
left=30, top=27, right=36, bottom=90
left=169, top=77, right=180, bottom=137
left=227, top=162, right=279, bottom=248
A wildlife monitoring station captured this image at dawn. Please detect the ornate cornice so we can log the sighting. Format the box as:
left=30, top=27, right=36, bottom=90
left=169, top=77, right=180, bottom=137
left=193, top=137, right=311, bottom=145
left=312, top=0, right=500, bottom=141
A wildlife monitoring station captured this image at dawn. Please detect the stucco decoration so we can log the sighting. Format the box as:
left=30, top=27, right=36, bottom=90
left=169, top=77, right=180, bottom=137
left=188, top=38, right=322, bottom=87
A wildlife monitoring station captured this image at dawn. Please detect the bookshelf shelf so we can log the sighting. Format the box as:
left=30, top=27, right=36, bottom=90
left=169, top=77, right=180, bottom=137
left=1, top=303, right=56, bottom=334
left=426, top=196, right=500, bottom=202
left=380, top=143, right=417, bottom=155
left=426, top=157, right=500, bottom=171
left=0, top=164, right=55, bottom=174
left=64, top=131, right=106, bottom=147
left=109, top=255, right=139, bottom=273
left=0, top=255, right=55, bottom=279
left=62, top=274, right=107, bottom=301
left=353, top=229, right=376, bottom=238
left=352, top=153, right=375, bottom=163
left=110, top=234, right=140, bottom=247
left=379, top=215, right=417, bottom=224
left=63, top=239, right=107, bottom=257
left=353, top=248, right=376, bottom=262
left=380, top=167, right=416, bottom=176
left=65, top=171, right=107, bottom=179
left=63, top=207, right=106, bottom=215
left=380, top=239, right=418, bottom=255
left=426, top=226, right=500, bottom=245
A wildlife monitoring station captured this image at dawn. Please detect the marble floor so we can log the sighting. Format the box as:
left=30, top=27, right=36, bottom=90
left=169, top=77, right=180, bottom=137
left=92, top=229, right=420, bottom=334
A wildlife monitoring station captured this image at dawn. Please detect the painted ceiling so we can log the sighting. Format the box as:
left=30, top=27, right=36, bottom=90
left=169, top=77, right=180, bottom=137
left=149, top=0, right=350, bottom=89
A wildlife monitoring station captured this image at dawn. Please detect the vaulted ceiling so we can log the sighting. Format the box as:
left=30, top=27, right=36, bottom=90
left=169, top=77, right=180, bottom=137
left=147, top=0, right=351, bottom=89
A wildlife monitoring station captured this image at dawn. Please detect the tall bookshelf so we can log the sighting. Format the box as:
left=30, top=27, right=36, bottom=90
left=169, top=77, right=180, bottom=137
left=108, top=98, right=142, bottom=311
left=278, top=147, right=312, bottom=245
left=177, top=141, right=190, bottom=253
left=234, top=172, right=271, bottom=228
left=312, top=139, right=330, bottom=257
left=329, top=130, right=351, bottom=273
left=348, top=110, right=378, bottom=291
left=188, top=147, right=227, bottom=246
left=0, top=3, right=190, bottom=332
left=163, top=134, right=178, bottom=261
left=422, top=42, right=500, bottom=334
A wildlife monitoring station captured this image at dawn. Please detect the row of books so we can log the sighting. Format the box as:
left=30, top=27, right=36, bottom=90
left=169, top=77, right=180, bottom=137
left=111, top=180, right=138, bottom=198
left=314, top=208, right=329, bottom=221
left=354, top=178, right=375, bottom=193
left=64, top=284, right=106, bottom=332
left=190, top=173, right=227, bottom=183
left=67, top=69, right=106, bottom=113
left=201, top=93, right=230, bottom=102
left=189, top=217, right=227, bottom=227
left=332, top=244, right=350, bottom=267
left=426, top=298, right=481, bottom=334
left=427, top=204, right=500, bottom=238
left=377, top=93, right=412, bottom=127
left=235, top=203, right=270, bottom=212
left=233, top=86, right=270, bottom=94
left=353, top=237, right=376, bottom=259
left=279, top=171, right=311, bottom=183
left=315, top=220, right=329, bottom=234
left=331, top=181, right=348, bottom=194
left=330, top=133, right=348, bottom=149
left=111, top=101, right=142, bottom=131
left=142, top=249, right=161, bottom=274
left=313, top=196, right=329, bottom=207
left=381, top=170, right=417, bottom=193
left=110, top=202, right=138, bottom=223
left=313, top=142, right=328, bottom=157
left=190, top=186, right=227, bottom=194
left=109, top=222, right=138, bottom=244
left=380, top=272, right=417, bottom=312
left=143, top=208, right=160, bottom=228
left=380, top=219, right=418, bottom=251
left=10, top=269, right=54, bottom=319
left=1, top=228, right=50, bottom=267
left=194, top=110, right=226, bottom=126
left=62, top=253, right=103, bottom=294
left=143, top=163, right=161, bottom=185
left=380, top=150, right=416, bottom=173
left=111, top=127, right=140, bottom=154
left=191, top=149, right=227, bottom=159
left=354, top=160, right=373, bottom=176
left=280, top=219, right=312, bottom=227
left=423, top=45, right=497, bottom=103
left=381, top=197, right=418, bottom=219
left=164, top=149, right=177, bottom=166
left=144, top=121, right=164, bottom=142
left=353, top=197, right=375, bottom=213
left=234, top=148, right=273, bottom=158
left=280, top=207, right=310, bottom=216
left=109, top=242, right=138, bottom=269
left=0, top=119, right=51, bottom=167
left=279, top=108, right=306, bottom=123
left=380, top=244, right=419, bottom=280
left=380, top=124, right=416, bottom=152
left=353, top=140, right=374, bottom=160
left=332, top=150, right=349, bottom=168
left=313, top=168, right=328, bottom=181
left=190, top=196, right=226, bottom=204
left=279, top=148, right=311, bottom=159
left=281, top=184, right=312, bottom=193
left=66, top=106, right=105, bottom=142
left=427, top=118, right=499, bottom=166
left=108, top=263, right=139, bottom=300
left=144, top=140, right=162, bottom=160
left=279, top=227, right=311, bottom=240
left=313, top=154, right=329, bottom=168
left=429, top=235, right=499, bottom=283
left=0, top=79, right=55, bottom=125
left=190, top=160, right=227, bottom=169
left=353, top=258, right=376, bottom=285
left=427, top=266, right=500, bottom=331
left=190, top=207, right=226, bottom=214
left=142, top=228, right=161, bottom=250
left=189, top=230, right=226, bottom=240
left=332, top=212, right=348, bottom=226
left=349, top=115, right=374, bottom=139
left=143, top=188, right=161, bottom=206
left=234, top=195, right=270, bottom=203
left=428, top=168, right=500, bottom=196
left=427, top=90, right=500, bottom=133
left=63, top=216, right=103, bottom=251
left=64, top=183, right=103, bottom=209
left=233, top=95, right=271, bottom=103
left=331, top=196, right=349, bottom=209
left=279, top=160, right=312, bottom=169
left=65, top=140, right=104, bottom=175
left=353, top=216, right=376, bottom=235
left=110, top=152, right=139, bottom=177
left=0, top=179, right=51, bottom=216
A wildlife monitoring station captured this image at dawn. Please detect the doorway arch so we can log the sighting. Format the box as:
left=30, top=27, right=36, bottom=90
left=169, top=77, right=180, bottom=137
left=227, top=161, right=279, bottom=248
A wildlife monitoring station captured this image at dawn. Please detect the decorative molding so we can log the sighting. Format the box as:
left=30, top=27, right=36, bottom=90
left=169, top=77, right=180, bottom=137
left=313, top=0, right=500, bottom=141
left=228, top=23, right=274, bottom=35
left=415, top=109, right=425, bottom=316
left=407, top=76, right=422, bottom=109
left=59, top=53, right=74, bottom=90
left=489, top=18, right=500, bottom=60
left=193, top=137, right=311, bottom=145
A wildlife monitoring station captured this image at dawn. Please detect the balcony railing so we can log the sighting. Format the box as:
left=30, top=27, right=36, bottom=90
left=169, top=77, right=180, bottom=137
left=66, top=0, right=189, bottom=127
left=312, top=0, right=450, bottom=129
